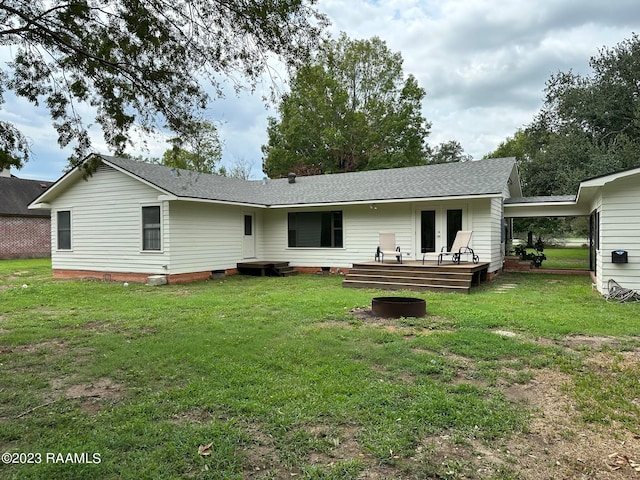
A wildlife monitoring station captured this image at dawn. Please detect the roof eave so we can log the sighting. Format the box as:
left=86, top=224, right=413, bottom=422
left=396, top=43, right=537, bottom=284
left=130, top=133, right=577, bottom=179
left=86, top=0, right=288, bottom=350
left=28, top=202, right=51, bottom=210
left=164, top=195, right=268, bottom=208
left=267, top=192, right=503, bottom=209
left=504, top=201, right=588, bottom=218
left=28, top=166, right=84, bottom=208
left=576, top=166, right=640, bottom=204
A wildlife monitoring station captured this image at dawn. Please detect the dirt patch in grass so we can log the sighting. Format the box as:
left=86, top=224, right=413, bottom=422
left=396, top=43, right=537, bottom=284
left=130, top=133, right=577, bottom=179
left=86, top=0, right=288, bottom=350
left=168, top=409, right=216, bottom=425
left=584, top=350, right=640, bottom=370
left=503, top=366, right=640, bottom=479
left=562, top=334, right=621, bottom=349
left=76, top=320, right=110, bottom=330
left=408, top=364, right=640, bottom=479
left=241, top=423, right=399, bottom=479
left=65, top=377, right=125, bottom=400
left=493, top=329, right=519, bottom=338
left=65, top=377, right=126, bottom=415
left=0, top=338, right=69, bottom=354
left=242, top=422, right=282, bottom=477
left=305, top=425, right=398, bottom=479
left=348, top=307, right=449, bottom=334
left=11, top=376, right=126, bottom=420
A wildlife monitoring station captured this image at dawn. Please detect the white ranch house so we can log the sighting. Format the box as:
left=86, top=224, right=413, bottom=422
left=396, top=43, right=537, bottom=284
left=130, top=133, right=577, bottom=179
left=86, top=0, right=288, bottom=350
left=29, top=155, right=640, bottom=295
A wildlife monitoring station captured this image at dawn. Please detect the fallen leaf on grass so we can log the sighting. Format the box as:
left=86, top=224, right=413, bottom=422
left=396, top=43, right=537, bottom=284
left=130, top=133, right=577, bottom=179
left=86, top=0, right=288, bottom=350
left=198, top=442, right=213, bottom=456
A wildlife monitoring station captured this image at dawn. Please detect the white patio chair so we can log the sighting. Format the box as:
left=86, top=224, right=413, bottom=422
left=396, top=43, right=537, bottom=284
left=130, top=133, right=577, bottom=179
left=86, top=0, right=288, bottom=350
left=434, top=230, right=479, bottom=265
left=375, top=232, right=404, bottom=263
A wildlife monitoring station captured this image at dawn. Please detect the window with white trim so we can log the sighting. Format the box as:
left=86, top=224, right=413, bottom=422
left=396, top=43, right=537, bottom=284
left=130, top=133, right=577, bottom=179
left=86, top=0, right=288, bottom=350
left=142, top=206, right=161, bottom=251
left=57, top=210, right=71, bottom=250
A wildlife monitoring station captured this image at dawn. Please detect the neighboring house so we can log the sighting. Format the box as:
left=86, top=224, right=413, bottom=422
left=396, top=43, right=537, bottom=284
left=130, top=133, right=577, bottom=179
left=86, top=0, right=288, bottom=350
left=505, top=165, right=640, bottom=296
left=29, top=154, right=521, bottom=283
left=0, top=172, right=52, bottom=259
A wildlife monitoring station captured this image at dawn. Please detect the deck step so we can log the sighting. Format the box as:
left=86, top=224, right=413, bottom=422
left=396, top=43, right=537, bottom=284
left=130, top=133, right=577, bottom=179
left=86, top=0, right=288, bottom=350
left=237, top=261, right=297, bottom=277
left=345, top=273, right=471, bottom=287
left=342, top=279, right=470, bottom=294
left=347, top=268, right=471, bottom=281
left=342, top=261, right=488, bottom=294
left=274, top=265, right=298, bottom=277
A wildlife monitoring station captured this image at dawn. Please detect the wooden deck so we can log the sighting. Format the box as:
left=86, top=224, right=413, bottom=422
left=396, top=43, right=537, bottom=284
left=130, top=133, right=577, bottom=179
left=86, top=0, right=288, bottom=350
left=237, top=261, right=298, bottom=277
left=342, top=260, right=490, bottom=294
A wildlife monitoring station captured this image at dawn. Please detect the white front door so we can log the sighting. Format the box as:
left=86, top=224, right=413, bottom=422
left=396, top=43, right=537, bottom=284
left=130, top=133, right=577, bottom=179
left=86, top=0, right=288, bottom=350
left=242, top=213, right=256, bottom=258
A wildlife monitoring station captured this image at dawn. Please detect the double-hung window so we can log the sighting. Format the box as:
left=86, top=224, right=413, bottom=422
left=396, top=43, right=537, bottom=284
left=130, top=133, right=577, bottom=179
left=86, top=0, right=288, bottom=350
left=57, top=210, right=71, bottom=250
left=142, top=206, right=161, bottom=251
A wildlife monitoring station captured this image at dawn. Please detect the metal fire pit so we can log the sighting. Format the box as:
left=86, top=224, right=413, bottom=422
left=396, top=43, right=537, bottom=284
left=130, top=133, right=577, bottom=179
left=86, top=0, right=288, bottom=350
left=371, top=297, right=426, bottom=318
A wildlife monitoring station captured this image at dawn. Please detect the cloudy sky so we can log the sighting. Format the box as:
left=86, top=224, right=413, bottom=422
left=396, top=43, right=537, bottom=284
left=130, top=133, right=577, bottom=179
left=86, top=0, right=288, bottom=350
left=5, top=0, right=640, bottom=181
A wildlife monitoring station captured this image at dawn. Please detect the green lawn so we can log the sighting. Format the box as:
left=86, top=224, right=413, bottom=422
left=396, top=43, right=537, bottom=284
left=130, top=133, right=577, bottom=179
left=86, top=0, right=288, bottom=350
left=541, top=247, right=590, bottom=269
left=0, top=259, right=638, bottom=479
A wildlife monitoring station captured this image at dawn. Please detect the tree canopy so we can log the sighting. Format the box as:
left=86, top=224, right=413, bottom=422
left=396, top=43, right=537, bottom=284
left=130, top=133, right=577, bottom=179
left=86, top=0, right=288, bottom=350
left=486, top=33, right=640, bottom=196
left=428, top=140, right=472, bottom=164
left=157, top=120, right=222, bottom=174
left=0, top=0, right=328, bottom=170
left=262, top=33, right=431, bottom=178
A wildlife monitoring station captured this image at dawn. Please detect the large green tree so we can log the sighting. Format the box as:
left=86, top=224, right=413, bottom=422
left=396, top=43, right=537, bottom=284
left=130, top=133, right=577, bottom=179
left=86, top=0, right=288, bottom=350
left=487, top=34, right=640, bottom=196
left=0, top=0, right=328, bottom=170
left=158, top=120, right=222, bottom=174
left=262, top=33, right=431, bottom=178
left=428, top=140, right=472, bottom=164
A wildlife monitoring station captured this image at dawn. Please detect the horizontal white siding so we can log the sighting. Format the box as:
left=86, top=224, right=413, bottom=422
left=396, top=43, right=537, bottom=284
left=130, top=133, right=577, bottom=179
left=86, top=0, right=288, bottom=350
left=346, top=203, right=414, bottom=262
left=51, top=165, right=170, bottom=273
left=484, top=197, right=505, bottom=273
left=168, top=202, right=260, bottom=273
left=598, top=175, right=640, bottom=293
left=261, top=198, right=502, bottom=269
left=446, top=197, right=502, bottom=273
left=262, top=203, right=413, bottom=267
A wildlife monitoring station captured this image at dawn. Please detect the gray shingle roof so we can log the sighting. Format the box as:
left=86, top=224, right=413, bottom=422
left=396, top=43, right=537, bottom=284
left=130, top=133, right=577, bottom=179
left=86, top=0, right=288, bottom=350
left=102, top=155, right=517, bottom=207
left=0, top=177, right=53, bottom=216
left=504, top=195, right=576, bottom=204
